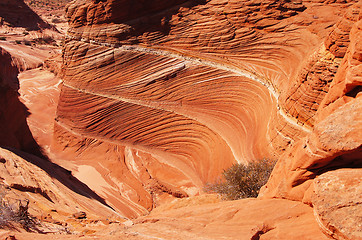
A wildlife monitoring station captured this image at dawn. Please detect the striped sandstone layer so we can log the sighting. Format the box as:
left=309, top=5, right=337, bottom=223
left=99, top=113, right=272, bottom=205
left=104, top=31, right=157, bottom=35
left=52, top=0, right=361, bottom=219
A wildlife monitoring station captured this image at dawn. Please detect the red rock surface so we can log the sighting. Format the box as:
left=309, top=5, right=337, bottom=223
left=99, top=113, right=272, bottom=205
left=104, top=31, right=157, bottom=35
left=0, top=146, right=127, bottom=237
left=50, top=0, right=362, bottom=220
left=312, top=169, right=362, bottom=240
left=130, top=198, right=330, bottom=240
left=261, top=3, right=361, bottom=203
left=0, top=192, right=329, bottom=240
left=0, top=0, right=360, bottom=239
left=0, top=144, right=329, bottom=239
left=0, top=30, right=60, bottom=156
left=0, top=147, right=120, bottom=222
left=18, top=68, right=61, bottom=151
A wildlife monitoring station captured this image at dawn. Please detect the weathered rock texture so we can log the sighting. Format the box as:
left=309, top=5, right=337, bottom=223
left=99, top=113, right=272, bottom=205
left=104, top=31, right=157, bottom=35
left=261, top=4, right=362, bottom=202
left=130, top=198, right=330, bottom=240
left=0, top=193, right=330, bottom=240
left=18, top=68, right=61, bottom=152
left=0, top=147, right=122, bottom=232
left=52, top=0, right=361, bottom=219
left=312, top=169, right=362, bottom=240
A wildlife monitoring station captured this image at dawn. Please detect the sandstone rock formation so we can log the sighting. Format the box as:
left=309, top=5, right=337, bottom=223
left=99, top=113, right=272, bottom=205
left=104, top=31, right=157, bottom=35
left=0, top=192, right=330, bottom=240
left=0, top=0, right=64, bottom=154
left=51, top=0, right=362, bottom=221
left=312, top=169, right=362, bottom=240
left=260, top=3, right=362, bottom=202
left=1, top=0, right=361, bottom=239
left=130, top=198, right=330, bottom=240
left=0, top=147, right=119, bottom=220
left=18, top=68, right=61, bottom=151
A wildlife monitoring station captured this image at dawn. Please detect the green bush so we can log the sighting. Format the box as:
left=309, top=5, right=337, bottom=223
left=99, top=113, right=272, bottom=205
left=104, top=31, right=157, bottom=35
left=205, top=158, right=275, bottom=200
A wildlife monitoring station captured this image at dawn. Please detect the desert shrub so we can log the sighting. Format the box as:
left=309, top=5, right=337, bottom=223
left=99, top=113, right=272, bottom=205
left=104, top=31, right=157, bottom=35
left=0, top=37, right=6, bottom=41
left=205, top=158, right=275, bottom=200
left=0, top=192, right=13, bottom=228
left=0, top=188, right=38, bottom=231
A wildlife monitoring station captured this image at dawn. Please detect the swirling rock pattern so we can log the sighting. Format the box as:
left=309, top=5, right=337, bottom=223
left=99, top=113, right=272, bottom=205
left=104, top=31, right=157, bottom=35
left=260, top=5, right=362, bottom=228
left=54, top=0, right=361, bottom=218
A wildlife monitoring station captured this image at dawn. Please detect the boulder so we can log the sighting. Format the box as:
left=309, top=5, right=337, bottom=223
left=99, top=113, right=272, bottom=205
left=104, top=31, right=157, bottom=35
left=312, top=169, right=362, bottom=240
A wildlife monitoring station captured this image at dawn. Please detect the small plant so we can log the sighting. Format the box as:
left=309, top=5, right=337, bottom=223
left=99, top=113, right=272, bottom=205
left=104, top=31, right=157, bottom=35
left=0, top=37, right=6, bottom=41
left=0, top=187, right=39, bottom=232
left=0, top=193, right=13, bottom=228
left=205, top=158, right=275, bottom=200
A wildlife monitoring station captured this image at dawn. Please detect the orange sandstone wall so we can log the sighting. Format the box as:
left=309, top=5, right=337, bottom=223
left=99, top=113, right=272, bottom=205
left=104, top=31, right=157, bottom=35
left=54, top=0, right=360, bottom=217
left=261, top=2, right=362, bottom=202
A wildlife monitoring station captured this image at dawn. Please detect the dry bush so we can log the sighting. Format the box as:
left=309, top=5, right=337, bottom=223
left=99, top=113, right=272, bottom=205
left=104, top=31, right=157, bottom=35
left=0, top=187, right=39, bottom=232
left=205, top=159, right=275, bottom=200
left=0, top=191, right=14, bottom=228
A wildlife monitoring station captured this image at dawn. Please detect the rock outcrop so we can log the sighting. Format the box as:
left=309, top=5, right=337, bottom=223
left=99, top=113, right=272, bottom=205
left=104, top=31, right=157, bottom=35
left=260, top=4, right=362, bottom=202
left=129, top=198, right=330, bottom=240
left=259, top=3, right=361, bottom=238
left=51, top=0, right=361, bottom=220
left=312, top=169, right=362, bottom=240
left=0, top=147, right=121, bottom=232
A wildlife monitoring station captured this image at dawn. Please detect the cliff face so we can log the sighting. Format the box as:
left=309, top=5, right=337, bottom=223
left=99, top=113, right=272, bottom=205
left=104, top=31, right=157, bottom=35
left=261, top=2, right=362, bottom=200
left=54, top=0, right=361, bottom=219
left=260, top=6, right=362, bottom=237
left=0, top=47, right=40, bottom=153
